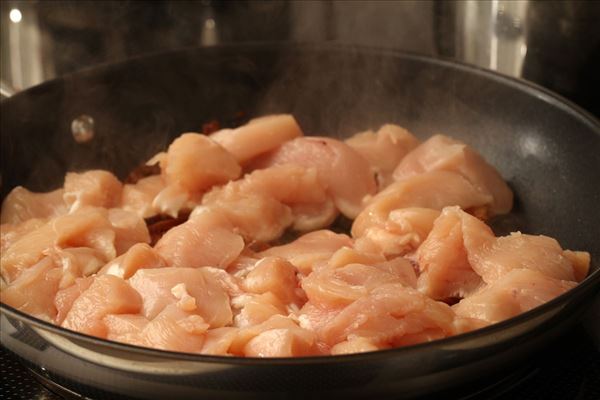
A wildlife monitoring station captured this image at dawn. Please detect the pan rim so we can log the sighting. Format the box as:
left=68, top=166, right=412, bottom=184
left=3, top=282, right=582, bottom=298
left=2, top=42, right=599, bottom=131
left=1, top=42, right=599, bottom=366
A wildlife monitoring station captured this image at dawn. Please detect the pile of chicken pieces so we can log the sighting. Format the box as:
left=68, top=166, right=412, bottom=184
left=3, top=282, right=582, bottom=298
left=0, top=115, right=590, bottom=357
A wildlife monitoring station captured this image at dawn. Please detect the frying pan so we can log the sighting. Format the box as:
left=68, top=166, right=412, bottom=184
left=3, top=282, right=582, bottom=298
left=1, top=44, right=599, bottom=400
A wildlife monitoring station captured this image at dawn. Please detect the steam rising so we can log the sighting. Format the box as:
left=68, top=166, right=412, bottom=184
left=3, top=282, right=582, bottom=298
left=2, top=1, right=439, bottom=196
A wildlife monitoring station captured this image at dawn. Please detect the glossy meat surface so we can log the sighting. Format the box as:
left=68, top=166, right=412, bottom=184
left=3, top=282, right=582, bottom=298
left=252, top=137, right=377, bottom=219
left=393, top=135, right=513, bottom=215
left=346, top=124, right=420, bottom=188
left=0, top=116, right=589, bottom=357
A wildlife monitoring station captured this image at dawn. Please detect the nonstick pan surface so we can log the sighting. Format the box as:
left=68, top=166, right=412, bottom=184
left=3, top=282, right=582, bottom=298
left=1, top=44, right=599, bottom=399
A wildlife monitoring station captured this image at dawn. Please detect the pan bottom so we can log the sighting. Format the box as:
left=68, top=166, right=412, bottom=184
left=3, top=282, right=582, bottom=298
left=0, top=355, right=554, bottom=400
left=3, top=324, right=598, bottom=400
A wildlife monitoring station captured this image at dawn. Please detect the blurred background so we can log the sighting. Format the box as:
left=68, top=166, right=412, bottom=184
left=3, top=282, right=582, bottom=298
left=1, top=0, right=599, bottom=115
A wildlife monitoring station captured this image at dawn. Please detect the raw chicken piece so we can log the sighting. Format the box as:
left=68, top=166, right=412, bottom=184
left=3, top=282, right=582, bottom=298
left=141, top=305, right=209, bottom=352
left=204, top=193, right=293, bottom=243
left=1, top=187, right=67, bottom=224
left=330, top=336, right=383, bottom=355
left=563, top=250, right=590, bottom=282
left=153, top=133, right=241, bottom=217
left=162, top=133, right=241, bottom=193
left=297, top=257, right=416, bottom=340
left=229, top=315, right=316, bottom=357
left=290, top=199, right=339, bottom=232
left=327, top=247, right=386, bottom=269
left=63, top=170, right=123, bottom=212
left=47, top=247, right=107, bottom=289
left=205, top=165, right=329, bottom=206
left=252, top=137, right=377, bottom=219
left=1, top=218, right=46, bottom=254
left=452, top=317, right=490, bottom=334
left=353, top=208, right=441, bottom=258
left=154, top=207, right=244, bottom=269
left=99, top=243, right=165, bottom=279
left=393, top=135, right=513, bottom=216
left=128, top=267, right=232, bottom=327
left=345, top=124, right=420, bottom=188
left=51, top=207, right=117, bottom=261
left=103, top=314, right=149, bottom=346
left=54, top=277, right=94, bottom=324
left=259, top=230, right=353, bottom=275
left=244, top=328, right=314, bottom=358
left=241, top=257, right=302, bottom=306
left=296, top=301, right=343, bottom=340
left=374, top=257, right=419, bottom=289
left=302, top=261, right=416, bottom=308
left=226, top=249, right=261, bottom=277
left=352, top=170, right=493, bottom=239
left=202, top=165, right=335, bottom=241
left=233, top=292, right=287, bottom=328
left=109, top=305, right=209, bottom=353
left=62, top=275, right=143, bottom=338
left=201, top=327, right=239, bottom=355
left=416, top=207, right=494, bottom=300
left=453, top=269, right=577, bottom=323
left=0, top=257, right=62, bottom=321
left=108, top=208, right=151, bottom=255
left=417, top=207, right=587, bottom=300
left=1, top=207, right=116, bottom=283
left=393, top=329, right=448, bottom=347
left=210, top=114, right=303, bottom=165
left=469, top=232, right=582, bottom=283
left=200, top=266, right=245, bottom=299
left=317, top=283, right=455, bottom=347
left=121, top=175, right=164, bottom=218
left=151, top=185, right=194, bottom=219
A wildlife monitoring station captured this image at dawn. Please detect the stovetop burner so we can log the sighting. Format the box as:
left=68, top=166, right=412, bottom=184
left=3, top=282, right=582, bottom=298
left=2, top=325, right=598, bottom=400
